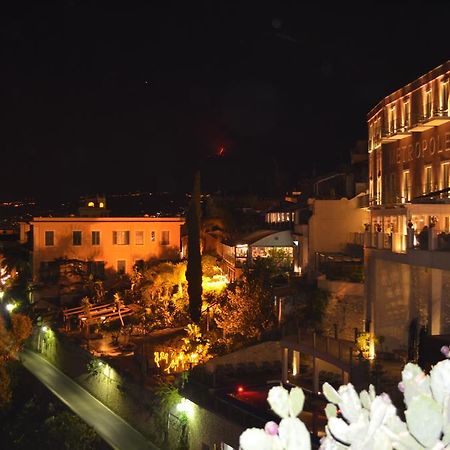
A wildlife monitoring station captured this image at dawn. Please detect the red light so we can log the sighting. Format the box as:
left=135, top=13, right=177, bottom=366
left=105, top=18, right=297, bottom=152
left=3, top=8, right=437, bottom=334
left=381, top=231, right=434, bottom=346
left=218, top=146, right=225, bottom=157
left=237, top=385, right=244, bottom=393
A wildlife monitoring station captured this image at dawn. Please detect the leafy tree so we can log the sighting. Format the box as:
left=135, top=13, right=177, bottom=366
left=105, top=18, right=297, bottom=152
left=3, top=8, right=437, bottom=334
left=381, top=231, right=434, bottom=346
left=289, top=284, right=330, bottom=332
left=186, top=171, right=203, bottom=323
left=81, top=296, right=92, bottom=347
left=0, top=313, right=32, bottom=408
left=44, top=410, right=101, bottom=449
left=213, top=256, right=288, bottom=343
left=215, top=281, right=275, bottom=342
left=153, top=375, right=188, bottom=449
left=180, top=323, right=211, bottom=367
left=135, top=261, right=189, bottom=331
left=0, top=365, right=11, bottom=406
left=9, top=314, right=33, bottom=352
left=201, top=254, right=223, bottom=278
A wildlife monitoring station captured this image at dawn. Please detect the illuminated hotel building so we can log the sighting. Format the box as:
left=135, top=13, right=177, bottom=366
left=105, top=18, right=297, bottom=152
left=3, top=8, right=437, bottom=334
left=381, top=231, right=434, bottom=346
left=29, top=216, right=184, bottom=303
left=365, top=60, right=450, bottom=353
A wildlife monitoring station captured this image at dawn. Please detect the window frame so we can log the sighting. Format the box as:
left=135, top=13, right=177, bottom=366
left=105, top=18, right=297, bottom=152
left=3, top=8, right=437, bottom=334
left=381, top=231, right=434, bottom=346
left=441, top=80, right=449, bottom=113
left=117, top=260, right=126, bottom=274
left=44, top=230, right=54, bottom=246
left=113, top=230, right=130, bottom=245
left=91, top=230, right=100, bottom=246
left=441, top=162, right=450, bottom=197
left=424, top=165, right=433, bottom=194
left=72, top=230, right=82, bottom=246
left=402, top=170, right=410, bottom=203
left=161, top=230, right=170, bottom=246
left=135, top=230, right=144, bottom=245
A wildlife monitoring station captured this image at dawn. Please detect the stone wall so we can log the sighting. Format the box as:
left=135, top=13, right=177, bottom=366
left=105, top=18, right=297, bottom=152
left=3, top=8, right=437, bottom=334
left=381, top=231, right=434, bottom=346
left=180, top=401, right=244, bottom=450
left=204, top=341, right=281, bottom=373
left=319, top=276, right=365, bottom=342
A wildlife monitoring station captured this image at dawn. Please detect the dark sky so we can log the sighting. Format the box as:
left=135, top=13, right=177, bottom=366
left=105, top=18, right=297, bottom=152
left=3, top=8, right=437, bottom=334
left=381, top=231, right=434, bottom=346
left=1, top=1, right=450, bottom=200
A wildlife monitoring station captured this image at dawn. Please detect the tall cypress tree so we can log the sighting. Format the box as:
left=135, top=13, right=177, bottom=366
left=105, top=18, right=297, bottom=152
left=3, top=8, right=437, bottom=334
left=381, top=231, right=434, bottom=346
left=186, top=171, right=203, bottom=323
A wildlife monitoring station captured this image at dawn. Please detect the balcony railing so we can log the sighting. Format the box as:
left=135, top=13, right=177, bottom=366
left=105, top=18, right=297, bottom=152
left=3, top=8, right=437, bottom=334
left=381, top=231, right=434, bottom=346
left=362, top=228, right=450, bottom=252
left=381, top=107, right=450, bottom=140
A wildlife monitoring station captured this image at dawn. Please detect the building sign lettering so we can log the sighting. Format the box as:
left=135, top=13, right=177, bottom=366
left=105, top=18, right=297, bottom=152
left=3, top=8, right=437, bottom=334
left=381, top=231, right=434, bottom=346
left=391, top=131, right=450, bottom=165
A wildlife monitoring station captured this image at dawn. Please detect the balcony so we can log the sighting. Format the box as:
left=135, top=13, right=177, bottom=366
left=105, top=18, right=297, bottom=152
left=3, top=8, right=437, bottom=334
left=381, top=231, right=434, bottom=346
left=361, top=231, right=407, bottom=253
left=316, top=253, right=364, bottom=283
left=409, top=105, right=450, bottom=131
left=363, top=228, right=450, bottom=253
left=381, top=124, right=412, bottom=143
left=424, top=107, right=450, bottom=126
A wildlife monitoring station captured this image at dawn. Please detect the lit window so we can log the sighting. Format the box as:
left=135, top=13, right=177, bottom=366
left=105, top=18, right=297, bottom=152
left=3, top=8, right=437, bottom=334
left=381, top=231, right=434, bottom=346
left=99, top=202, right=104, bottom=208
left=45, top=231, right=54, bottom=246
left=402, top=171, right=410, bottom=202
left=403, top=100, right=410, bottom=127
left=442, top=81, right=449, bottom=113
left=113, top=231, right=130, bottom=245
left=117, top=260, right=126, bottom=274
left=161, top=230, right=170, bottom=245
left=389, top=104, right=396, bottom=133
left=425, top=89, right=433, bottom=118
left=135, top=231, right=144, bottom=245
left=424, top=166, right=433, bottom=193
left=72, top=231, right=82, bottom=246
left=442, top=162, right=450, bottom=197
left=88, top=201, right=95, bottom=207
left=92, top=231, right=100, bottom=245
left=235, top=245, right=248, bottom=258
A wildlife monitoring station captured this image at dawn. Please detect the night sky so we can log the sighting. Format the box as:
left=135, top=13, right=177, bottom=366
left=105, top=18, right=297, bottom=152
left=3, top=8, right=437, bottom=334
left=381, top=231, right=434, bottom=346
left=2, top=1, right=450, bottom=200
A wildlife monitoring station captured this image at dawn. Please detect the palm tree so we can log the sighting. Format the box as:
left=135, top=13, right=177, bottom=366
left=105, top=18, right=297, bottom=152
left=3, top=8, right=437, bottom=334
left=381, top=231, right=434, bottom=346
left=114, top=293, right=124, bottom=327
left=81, top=296, right=92, bottom=349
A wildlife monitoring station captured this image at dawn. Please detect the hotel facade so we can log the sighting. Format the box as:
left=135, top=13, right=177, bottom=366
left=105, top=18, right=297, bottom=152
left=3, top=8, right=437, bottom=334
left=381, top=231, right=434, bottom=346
left=365, top=60, right=450, bottom=353
left=29, top=216, right=184, bottom=302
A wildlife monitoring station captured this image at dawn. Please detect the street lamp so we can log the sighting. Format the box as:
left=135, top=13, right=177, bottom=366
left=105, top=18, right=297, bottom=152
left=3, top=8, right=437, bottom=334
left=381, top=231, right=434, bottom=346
left=5, top=302, right=16, bottom=313
left=176, top=398, right=194, bottom=417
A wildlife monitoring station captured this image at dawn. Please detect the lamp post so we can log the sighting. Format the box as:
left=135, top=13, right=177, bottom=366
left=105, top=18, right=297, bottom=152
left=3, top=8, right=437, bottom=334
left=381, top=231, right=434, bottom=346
left=38, top=325, right=48, bottom=352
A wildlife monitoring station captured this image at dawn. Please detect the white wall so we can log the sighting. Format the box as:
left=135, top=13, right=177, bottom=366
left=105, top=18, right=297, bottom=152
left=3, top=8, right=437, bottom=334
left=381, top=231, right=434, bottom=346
left=308, top=195, right=368, bottom=270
